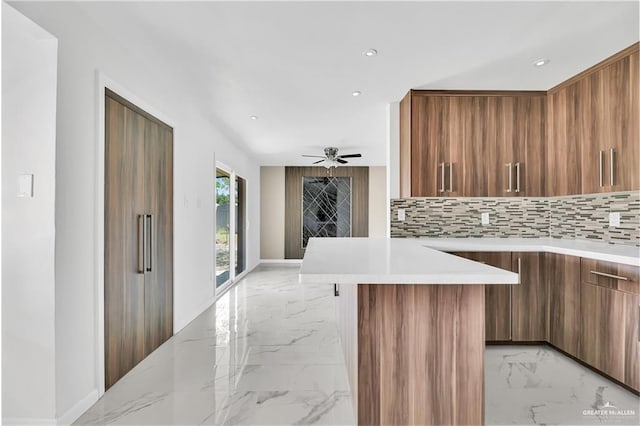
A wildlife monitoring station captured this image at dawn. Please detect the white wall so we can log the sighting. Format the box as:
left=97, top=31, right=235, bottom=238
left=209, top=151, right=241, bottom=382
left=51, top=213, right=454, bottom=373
left=368, top=166, right=388, bottom=237
left=10, top=3, right=261, bottom=421
left=1, top=3, right=58, bottom=422
left=260, top=167, right=285, bottom=259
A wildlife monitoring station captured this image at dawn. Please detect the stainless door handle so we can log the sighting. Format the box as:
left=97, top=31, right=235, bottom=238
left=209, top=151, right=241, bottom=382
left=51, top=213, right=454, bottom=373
left=439, top=162, right=445, bottom=193
left=449, top=163, right=454, bottom=192
left=137, top=215, right=145, bottom=274
left=599, top=151, right=604, bottom=187
left=609, top=148, right=615, bottom=186
left=589, top=270, right=628, bottom=281
left=517, top=257, right=522, bottom=284
left=146, top=214, right=153, bottom=272
left=506, top=163, right=512, bottom=192
left=515, top=162, right=521, bottom=193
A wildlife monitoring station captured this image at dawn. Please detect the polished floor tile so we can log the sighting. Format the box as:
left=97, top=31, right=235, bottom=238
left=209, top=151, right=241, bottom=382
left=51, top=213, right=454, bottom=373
left=76, top=265, right=639, bottom=425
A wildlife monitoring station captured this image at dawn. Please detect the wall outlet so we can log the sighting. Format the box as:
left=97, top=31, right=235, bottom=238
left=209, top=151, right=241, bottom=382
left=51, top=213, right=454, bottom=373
left=398, top=209, right=406, bottom=221
left=481, top=212, right=490, bottom=226
left=609, top=212, right=621, bottom=227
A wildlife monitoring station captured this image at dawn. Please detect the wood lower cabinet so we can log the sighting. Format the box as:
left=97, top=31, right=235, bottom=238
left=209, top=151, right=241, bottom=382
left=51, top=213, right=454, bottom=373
left=454, top=251, right=512, bottom=341
left=511, top=252, right=547, bottom=341
left=547, top=253, right=581, bottom=357
left=580, top=282, right=639, bottom=390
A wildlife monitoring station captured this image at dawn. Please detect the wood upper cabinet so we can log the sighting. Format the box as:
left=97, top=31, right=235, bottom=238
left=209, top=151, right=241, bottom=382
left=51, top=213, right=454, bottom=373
left=453, top=251, right=512, bottom=341
left=511, top=252, right=547, bottom=341
left=547, top=253, right=581, bottom=357
left=547, top=44, right=639, bottom=195
left=400, top=91, right=545, bottom=197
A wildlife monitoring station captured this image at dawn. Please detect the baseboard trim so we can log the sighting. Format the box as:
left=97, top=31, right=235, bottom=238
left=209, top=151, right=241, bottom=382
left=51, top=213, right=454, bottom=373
left=174, top=296, right=215, bottom=334
left=260, top=259, right=302, bottom=264
left=56, top=389, right=99, bottom=425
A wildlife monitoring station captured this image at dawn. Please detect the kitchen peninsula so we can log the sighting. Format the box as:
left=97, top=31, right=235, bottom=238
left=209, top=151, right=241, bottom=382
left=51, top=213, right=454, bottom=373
left=299, top=237, right=519, bottom=425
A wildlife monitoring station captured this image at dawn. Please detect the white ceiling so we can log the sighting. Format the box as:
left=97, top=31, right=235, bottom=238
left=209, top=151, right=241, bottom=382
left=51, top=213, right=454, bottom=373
left=11, top=1, right=640, bottom=166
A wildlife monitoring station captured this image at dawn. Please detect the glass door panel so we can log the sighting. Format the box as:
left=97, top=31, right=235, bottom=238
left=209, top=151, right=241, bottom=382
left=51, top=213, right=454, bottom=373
left=216, top=169, right=231, bottom=287
left=235, top=176, right=246, bottom=275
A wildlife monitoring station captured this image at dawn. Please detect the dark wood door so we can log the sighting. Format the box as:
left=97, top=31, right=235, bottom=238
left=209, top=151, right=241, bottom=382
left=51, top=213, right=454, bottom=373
left=144, top=119, right=174, bottom=354
left=105, top=91, right=173, bottom=389
left=511, top=252, right=547, bottom=341
left=515, top=96, right=546, bottom=196
left=487, top=97, right=516, bottom=197
left=411, top=95, right=444, bottom=197
left=547, top=253, right=581, bottom=357
left=453, top=251, right=512, bottom=341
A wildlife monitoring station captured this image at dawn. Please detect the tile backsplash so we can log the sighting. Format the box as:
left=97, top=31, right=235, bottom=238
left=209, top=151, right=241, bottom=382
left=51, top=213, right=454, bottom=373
left=390, top=191, right=640, bottom=246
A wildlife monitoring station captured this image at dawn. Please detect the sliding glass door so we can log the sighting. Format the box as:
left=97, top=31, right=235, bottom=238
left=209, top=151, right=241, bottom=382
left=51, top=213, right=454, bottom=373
left=216, top=166, right=247, bottom=290
left=216, top=169, right=231, bottom=287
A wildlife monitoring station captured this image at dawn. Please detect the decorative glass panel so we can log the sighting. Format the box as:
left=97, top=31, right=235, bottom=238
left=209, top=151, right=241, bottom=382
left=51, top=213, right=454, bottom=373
left=302, top=176, right=351, bottom=248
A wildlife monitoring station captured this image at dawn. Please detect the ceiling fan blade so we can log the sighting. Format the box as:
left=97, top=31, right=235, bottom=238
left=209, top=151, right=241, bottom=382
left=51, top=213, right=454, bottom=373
left=302, top=155, right=326, bottom=158
left=336, top=158, right=348, bottom=164
left=312, top=159, right=324, bottom=164
left=338, top=153, right=362, bottom=158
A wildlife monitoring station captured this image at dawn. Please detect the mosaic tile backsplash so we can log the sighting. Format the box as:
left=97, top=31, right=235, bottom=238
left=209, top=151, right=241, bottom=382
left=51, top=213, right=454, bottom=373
left=390, top=191, right=640, bottom=246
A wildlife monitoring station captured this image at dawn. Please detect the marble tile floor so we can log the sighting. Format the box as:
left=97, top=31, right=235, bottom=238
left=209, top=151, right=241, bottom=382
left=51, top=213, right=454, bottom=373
left=76, top=265, right=639, bottom=425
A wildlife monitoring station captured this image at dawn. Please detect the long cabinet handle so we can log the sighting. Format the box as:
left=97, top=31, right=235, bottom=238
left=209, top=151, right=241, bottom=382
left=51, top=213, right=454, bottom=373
left=589, top=270, right=628, bottom=281
left=599, top=151, right=604, bottom=187
left=517, top=257, right=522, bottom=284
left=515, top=162, right=521, bottom=193
left=609, top=148, right=615, bottom=186
left=146, top=214, right=153, bottom=272
left=439, top=162, right=445, bottom=193
left=449, top=163, right=454, bottom=192
left=137, top=215, right=145, bottom=274
left=506, top=163, right=512, bottom=193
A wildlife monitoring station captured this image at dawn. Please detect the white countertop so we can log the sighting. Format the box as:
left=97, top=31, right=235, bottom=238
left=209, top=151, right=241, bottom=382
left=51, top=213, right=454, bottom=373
left=421, top=238, right=640, bottom=266
left=299, top=238, right=520, bottom=285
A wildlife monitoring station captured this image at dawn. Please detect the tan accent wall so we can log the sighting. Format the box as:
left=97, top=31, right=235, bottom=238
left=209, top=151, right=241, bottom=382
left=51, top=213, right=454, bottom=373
left=368, top=166, right=387, bottom=237
left=260, top=167, right=285, bottom=259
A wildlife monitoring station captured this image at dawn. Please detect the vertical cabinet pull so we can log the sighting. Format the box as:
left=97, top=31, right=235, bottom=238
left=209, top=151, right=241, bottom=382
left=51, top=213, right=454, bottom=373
left=449, top=163, right=454, bottom=192
left=145, top=214, right=153, bottom=272
left=506, top=163, right=512, bottom=192
left=137, top=215, right=145, bottom=274
left=609, top=148, right=615, bottom=186
left=515, top=162, right=521, bottom=193
left=439, top=162, right=445, bottom=193
left=517, top=257, right=522, bottom=284
left=599, top=150, right=604, bottom=187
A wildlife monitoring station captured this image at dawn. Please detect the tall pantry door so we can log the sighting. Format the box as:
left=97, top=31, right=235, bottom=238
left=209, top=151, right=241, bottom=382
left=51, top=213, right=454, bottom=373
left=104, top=90, right=173, bottom=389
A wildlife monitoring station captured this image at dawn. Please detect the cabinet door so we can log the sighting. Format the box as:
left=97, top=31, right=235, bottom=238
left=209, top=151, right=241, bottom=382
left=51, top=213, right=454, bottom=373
left=546, top=84, right=581, bottom=196
left=547, top=253, right=581, bottom=357
left=515, top=96, right=546, bottom=196
left=461, top=97, right=489, bottom=196
left=487, top=97, right=516, bottom=197
left=511, top=252, right=547, bottom=341
left=442, top=97, right=465, bottom=196
left=453, top=251, right=512, bottom=341
left=578, top=73, right=605, bottom=194
left=410, top=95, right=442, bottom=197
left=580, top=283, right=639, bottom=389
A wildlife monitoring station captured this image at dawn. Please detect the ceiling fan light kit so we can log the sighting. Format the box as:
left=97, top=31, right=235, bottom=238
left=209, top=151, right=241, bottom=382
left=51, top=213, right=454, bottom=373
left=302, top=147, right=363, bottom=169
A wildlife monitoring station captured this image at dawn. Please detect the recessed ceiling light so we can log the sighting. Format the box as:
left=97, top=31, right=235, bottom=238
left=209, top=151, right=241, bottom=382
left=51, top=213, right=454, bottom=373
left=250, top=115, right=258, bottom=120
left=362, top=48, right=378, bottom=57
left=352, top=91, right=362, bottom=97
left=533, top=58, right=550, bottom=67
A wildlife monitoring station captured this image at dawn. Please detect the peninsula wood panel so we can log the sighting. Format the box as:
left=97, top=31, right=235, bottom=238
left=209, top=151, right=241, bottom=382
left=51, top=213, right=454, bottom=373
left=453, top=251, right=512, bottom=341
left=547, top=253, right=581, bottom=357
left=580, top=283, right=639, bottom=390
left=284, top=166, right=368, bottom=259
left=511, top=252, right=547, bottom=341
left=358, top=284, right=484, bottom=426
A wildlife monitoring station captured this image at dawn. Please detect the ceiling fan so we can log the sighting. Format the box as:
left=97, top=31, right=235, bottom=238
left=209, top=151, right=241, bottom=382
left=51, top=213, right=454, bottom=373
left=302, top=147, right=362, bottom=169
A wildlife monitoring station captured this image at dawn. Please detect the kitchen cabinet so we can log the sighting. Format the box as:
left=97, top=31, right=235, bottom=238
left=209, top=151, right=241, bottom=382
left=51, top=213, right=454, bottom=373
left=511, top=252, right=547, bottom=341
left=547, top=253, right=581, bottom=357
left=400, top=91, right=546, bottom=197
left=454, top=251, right=513, bottom=341
left=547, top=45, right=639, bottom=195
left=579, top=257, right=639, bottom=391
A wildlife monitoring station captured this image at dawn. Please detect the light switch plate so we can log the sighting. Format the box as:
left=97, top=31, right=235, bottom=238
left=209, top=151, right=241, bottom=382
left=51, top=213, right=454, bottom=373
left=481, top=212, right=490, bottom=226
left=609, top=212, right=621, bottom=227
left=18, top=174, right=34, bottom=198
left=398, top=209, right=406, bottom=221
